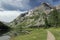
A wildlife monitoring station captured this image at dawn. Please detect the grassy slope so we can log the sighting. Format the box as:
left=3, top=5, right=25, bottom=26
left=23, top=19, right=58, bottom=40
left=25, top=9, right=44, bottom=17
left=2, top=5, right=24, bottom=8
left=48, top=28, right=60, bottom=40
left=10, top=28, right=47, bottom=40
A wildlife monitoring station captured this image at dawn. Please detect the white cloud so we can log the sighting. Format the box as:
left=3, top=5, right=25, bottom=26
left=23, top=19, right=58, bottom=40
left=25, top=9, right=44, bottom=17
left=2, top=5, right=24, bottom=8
left=0, top=0, right=31, bottom=11
left=0, top=11, right=24, bottom=22
left=0, top=0, right=54, bottom=11
left=0, top=0, right=30, bottom=22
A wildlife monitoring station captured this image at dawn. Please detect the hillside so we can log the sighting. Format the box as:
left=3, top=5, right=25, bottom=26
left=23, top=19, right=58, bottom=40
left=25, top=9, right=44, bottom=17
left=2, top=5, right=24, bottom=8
left=0, top=21, right=10, bottom=35
left=9, top=3, right=54, bottom=28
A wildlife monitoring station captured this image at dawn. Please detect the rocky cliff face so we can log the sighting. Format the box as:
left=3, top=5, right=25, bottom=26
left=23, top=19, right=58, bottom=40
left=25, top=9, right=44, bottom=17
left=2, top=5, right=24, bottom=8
left=9, top=3, right=57, bottom=28
left=56, top=5, right=60, bottom=9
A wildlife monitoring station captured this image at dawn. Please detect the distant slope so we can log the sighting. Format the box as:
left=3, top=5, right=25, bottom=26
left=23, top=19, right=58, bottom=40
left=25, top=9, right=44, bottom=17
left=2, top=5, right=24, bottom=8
left=0, top=21, right=10, bottom=35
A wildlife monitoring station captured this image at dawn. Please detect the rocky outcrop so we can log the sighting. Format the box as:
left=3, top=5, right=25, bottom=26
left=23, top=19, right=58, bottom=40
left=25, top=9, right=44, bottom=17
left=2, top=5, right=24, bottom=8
left=9, top=3, right=56, bottom=28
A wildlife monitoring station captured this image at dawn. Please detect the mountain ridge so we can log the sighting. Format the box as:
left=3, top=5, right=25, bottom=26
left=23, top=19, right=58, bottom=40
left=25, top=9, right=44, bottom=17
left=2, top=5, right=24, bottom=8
left=8, top=3, right=60, bottom=28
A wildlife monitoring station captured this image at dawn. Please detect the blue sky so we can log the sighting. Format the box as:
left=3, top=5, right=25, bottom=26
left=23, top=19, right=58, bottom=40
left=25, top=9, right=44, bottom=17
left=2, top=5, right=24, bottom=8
left=0, top=0, right=60, bottom=11
left=0, top=0, right=60, bottom=22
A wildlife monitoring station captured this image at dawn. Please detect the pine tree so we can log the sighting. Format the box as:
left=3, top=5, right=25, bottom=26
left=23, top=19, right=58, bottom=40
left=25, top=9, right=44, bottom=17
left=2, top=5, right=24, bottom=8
left=48, top=8, right=59, bottom=27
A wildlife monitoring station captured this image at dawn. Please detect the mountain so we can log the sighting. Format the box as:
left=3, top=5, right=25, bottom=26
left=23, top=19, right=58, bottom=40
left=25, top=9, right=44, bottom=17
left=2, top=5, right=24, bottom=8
left=0, top=21, right=10, bottom=35
left=9, top=3, right=60, bottom=28
left=8, top=3, right=54, bottom=28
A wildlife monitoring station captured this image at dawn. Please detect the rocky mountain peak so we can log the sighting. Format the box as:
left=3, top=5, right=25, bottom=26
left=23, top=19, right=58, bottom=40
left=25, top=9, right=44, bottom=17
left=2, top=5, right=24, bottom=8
left=9, top=3, right=59, bottom=28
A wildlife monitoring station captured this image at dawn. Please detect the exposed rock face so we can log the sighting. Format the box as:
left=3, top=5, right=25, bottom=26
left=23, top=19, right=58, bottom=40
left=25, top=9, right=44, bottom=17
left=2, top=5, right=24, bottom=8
left=56, top=5, right=60, bottom=9
left=9, top=3, right=56, bottom=28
